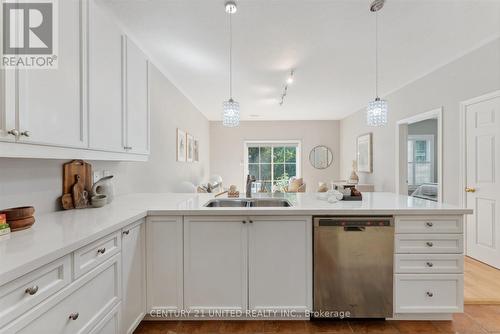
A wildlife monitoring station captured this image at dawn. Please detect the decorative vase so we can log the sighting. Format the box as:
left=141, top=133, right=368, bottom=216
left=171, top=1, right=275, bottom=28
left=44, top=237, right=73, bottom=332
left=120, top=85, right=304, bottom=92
left=91, top=175, right=114, bottom=204
left=348, top=160, right=359, bottom=185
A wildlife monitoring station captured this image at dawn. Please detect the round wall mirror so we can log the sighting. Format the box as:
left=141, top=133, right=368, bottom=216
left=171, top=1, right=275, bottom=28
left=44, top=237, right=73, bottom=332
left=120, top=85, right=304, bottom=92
left=309, top=145, right=333, bottom=169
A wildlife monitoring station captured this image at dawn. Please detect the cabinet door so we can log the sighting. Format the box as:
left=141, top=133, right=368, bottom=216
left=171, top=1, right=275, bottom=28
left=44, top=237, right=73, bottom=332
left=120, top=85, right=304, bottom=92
left=124, top=37, right=149, bottom=154
left=88, top=0, right=125, bottom=152
left=17, top=0, right=87, bottom=148
left=184, top=216, right=248, bottom=311
left=0, top=69, right=16, bottom=142
left=248, top=216, right=312, bottom=312
left=146, top=216, right=183, bottom=312
left=122, top=220, right=146, bottom=334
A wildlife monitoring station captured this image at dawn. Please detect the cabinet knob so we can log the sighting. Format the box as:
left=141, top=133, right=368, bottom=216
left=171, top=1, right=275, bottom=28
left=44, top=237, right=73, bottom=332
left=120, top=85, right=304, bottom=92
left=426, top=262, right=434, bottom=268
left=249, top=220, right=253, bottom=224
left=123, top=230, right=130, bottom=236
left=426, top=291, right=434, bottom=297
left=465, top=187, right=476, bottom=193
left=7, top=129, right=19, bottom=137
left=97, top=247, right=106, bottom=255
left=68, top=313, right=79, bottom=321
left=20, top=130, right=30, bottom=137
left=426, top=222, right=433, bottom=227
left=242, top=220, right=247, bottom=224
left=124, top=146, right=133, bottom=150
left=426, top=242, right=434, bottom=247
left=25, top=285, right=39, bottom=295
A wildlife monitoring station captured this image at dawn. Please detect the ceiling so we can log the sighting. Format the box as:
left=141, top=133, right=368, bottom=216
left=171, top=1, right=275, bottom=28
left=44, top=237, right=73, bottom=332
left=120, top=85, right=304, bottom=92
left=102, top=0, right=500, bottom=121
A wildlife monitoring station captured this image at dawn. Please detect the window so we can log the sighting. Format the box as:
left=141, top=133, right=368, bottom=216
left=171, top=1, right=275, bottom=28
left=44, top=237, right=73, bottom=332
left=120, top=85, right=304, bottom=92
left=407, top=135, right=435, bottom=187
left=245, top=141, right=301, bottom=193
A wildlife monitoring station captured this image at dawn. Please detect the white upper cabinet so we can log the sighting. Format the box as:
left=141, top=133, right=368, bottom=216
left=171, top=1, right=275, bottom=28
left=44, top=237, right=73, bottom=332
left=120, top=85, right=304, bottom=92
left=0, top=70, right=16, bottom=142
left=0, top=0, right=150, bottom=160
left=124, top=37, right=150, bottom=155
left=88, top=0, right=125, bottom=152
left=17, top=0, right=87, bottom=148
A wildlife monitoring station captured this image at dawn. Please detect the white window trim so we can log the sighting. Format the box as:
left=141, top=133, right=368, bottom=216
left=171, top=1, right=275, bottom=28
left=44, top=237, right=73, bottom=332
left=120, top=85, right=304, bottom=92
left=243, top=140, right=302, bottom=189
left=407, top=134, right=435, bottom=187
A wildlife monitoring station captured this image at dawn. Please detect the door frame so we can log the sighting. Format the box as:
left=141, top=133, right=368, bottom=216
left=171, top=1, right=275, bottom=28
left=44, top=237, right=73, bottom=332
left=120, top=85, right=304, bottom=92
left=459, top=90, right=500, bottom=257
left=395, top=108, right=443, bottom=202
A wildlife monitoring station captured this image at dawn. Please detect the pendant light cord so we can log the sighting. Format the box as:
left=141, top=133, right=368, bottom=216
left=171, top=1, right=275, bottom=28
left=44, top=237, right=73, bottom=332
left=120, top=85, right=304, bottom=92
left=375, top=11, right=379, bottom=98
left=229, top=12, right=233, bottom=100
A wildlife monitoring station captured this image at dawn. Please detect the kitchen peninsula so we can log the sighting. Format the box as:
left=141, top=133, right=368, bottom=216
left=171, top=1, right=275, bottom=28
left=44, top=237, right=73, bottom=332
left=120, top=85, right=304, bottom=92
left=0, top=192, right=471, bottom=333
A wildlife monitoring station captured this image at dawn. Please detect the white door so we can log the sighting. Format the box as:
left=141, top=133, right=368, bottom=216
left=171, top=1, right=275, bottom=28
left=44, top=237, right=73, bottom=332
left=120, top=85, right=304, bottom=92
left=17, top=0, right=87, bottom=148
left=88, top=0, right=125, bottom=152
left=248, top=216, right=312, bottom=312
left=146, top=216, right=183, bottom=312
left=184, top=216, right=248, bottom=312
left=124, top=37, right=149, bottom=155
left=121, top=220, right=146, bottom=334
left=465, top=92, right=500, bottom=268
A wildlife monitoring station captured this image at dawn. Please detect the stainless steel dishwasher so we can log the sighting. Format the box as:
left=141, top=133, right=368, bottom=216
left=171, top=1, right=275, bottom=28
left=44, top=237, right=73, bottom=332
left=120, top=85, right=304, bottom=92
left=313, top=216, right=394, bottom=319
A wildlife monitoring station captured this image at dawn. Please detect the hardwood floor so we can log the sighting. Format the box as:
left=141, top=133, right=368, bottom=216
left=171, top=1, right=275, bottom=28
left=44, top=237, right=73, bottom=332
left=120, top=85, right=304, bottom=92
left=134, top=305, right=500, bottom=334
left=465, top=256, right=500, bottom=304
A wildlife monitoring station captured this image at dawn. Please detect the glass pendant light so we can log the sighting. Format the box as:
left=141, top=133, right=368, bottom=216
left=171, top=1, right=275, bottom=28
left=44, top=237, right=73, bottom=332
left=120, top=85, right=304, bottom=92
left=367, top=0, right=388, bottom=127
left=222, top=1, right=240, bottom=127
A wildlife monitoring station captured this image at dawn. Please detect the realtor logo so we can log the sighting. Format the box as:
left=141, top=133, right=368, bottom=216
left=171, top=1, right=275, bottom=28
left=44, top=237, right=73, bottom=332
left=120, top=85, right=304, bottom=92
left=2, top=0, right=58, bottom=69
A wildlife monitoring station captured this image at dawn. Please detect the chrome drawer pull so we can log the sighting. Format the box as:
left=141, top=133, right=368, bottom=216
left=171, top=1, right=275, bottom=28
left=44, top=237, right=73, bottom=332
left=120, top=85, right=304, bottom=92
left=426, top=262, right=434, bottom=267
left=426, top=242, right=434, bottom=247
left=426, top=222, right=433, bottom=227
left=426, top=291, right=434, bottom=297
left=97, top=247, right=106, bottom=255
left=69, top=313, right=79, bottom=321
left=25, top=285, right=39, bottom=295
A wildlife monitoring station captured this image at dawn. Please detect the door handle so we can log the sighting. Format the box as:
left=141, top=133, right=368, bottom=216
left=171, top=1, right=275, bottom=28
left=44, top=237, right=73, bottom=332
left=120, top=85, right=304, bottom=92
left=465, top=187, right=476, bottom=193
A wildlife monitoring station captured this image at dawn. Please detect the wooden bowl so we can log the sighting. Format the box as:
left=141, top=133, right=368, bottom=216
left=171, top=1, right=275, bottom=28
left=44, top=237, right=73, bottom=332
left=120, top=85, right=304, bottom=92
left=8, top=216, right=35, bottom=231
left=0, top=206, right=35, bottom=221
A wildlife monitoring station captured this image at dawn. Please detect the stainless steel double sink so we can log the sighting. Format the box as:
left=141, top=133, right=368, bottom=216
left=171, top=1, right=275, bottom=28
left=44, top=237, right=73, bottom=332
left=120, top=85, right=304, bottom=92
left=204, top=198, right=292, bottom=208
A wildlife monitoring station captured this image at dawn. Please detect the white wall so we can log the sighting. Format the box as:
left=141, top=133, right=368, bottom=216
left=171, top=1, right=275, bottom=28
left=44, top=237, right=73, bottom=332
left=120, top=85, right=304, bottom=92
left=340, top=37, right=500, bottom=205
left=0, top=65, right=209, bottom=213
left=210, top=120, right=340, bottom=192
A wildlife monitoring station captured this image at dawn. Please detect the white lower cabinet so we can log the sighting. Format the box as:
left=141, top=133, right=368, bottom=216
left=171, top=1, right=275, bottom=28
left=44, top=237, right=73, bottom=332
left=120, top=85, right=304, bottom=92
left=121, top=220, right=146, bottom=334
left=2, top=255, right=121, bottom=334
left=146, top=216, right=183, bottom=312
left=393, top=215, right=464, bottom=317
left=395, top=274, right=464, bottom=313
left=90, top=304, right=121, bottom=334
left=248, top=216, right=312, bottom=312
left=183, top=215, right=312, bottom=314
left=184, top=216, right=248, bottom=311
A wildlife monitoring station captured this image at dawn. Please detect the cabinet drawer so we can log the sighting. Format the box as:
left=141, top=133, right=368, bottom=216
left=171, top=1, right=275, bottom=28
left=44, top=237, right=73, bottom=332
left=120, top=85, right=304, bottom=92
left=89, top=303, right=120, bottom=334
left=395, top=274, right=464, bottom=313
left=395, top=254, right=464, bottom=274
left=73, top=232, right=121, bottom=278
left=3, top=255, right=121, bottom=334
left=0, top=255, right=71, bottom=327
left=395, top=234, right=463, bottom=254
left=395, top=216, right=463, bottom=234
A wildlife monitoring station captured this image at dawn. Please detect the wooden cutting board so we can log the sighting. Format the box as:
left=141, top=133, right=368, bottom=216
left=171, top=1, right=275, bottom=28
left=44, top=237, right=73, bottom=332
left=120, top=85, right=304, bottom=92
left=62, top=160, right=92, bottom=195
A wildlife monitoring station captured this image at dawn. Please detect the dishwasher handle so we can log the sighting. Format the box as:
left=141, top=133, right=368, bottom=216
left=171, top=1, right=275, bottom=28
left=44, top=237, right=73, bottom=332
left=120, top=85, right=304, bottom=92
left=344, top=226, right=366, bottom=232
left=314, top=217, right=393, bottom=228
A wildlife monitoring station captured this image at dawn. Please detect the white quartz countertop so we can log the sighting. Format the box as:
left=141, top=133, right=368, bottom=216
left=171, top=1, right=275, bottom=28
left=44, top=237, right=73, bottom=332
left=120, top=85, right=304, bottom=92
left=0, top=192, right=471, bottom=285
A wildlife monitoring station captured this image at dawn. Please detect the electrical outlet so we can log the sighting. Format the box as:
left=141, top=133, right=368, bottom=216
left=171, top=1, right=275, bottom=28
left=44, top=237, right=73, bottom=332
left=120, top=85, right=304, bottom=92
left=93, top=171, right=102, bottom=184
